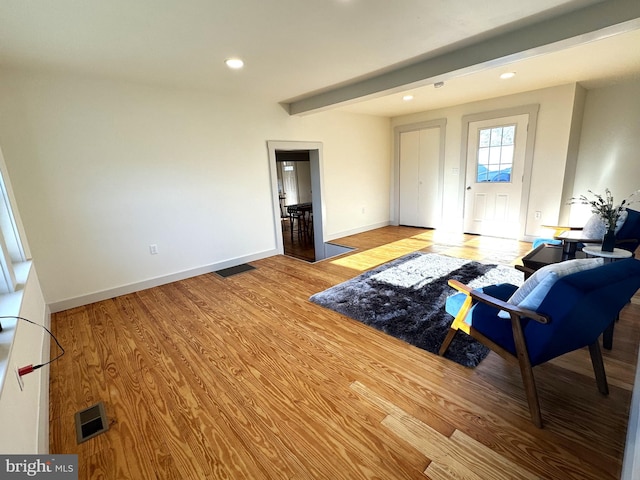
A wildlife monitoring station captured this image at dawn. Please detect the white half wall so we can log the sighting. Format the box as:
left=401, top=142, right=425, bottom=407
left=0, top=68, right=391, bottom=309
left=0, top=265, right=49, bottom=453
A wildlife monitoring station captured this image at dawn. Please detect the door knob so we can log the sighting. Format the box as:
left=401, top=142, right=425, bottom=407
left=466, top=186, right=472, bottom=190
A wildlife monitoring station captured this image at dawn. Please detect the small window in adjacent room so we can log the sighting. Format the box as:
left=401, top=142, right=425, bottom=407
left=0, top=151, right=27, bottom=294
left=0, top=146, right=32, bottom=394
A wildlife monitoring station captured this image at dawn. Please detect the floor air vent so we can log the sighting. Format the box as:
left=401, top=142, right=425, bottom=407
left=215, top=263, right=256, bottom=278
left=75, top=401, right=109, bottom=443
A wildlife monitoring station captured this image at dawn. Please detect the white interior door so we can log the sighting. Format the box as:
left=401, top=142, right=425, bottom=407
left=399, top=127, right=441, bottom=228
left=464, top=114, right=528, bottom=238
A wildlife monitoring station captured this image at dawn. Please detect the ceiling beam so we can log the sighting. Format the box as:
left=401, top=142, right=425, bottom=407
left=285, top=0, right=640, bottom=115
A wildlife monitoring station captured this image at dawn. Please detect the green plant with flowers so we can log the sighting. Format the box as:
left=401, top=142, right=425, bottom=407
left=569, top=188, right=640, bottom=231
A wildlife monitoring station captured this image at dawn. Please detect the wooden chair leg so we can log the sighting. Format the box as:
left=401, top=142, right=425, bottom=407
left=515, top=356, right=542, bottom=428
left=510, top=314, right=543, bottom=428
left=438, top=328, right=458, bottom=356
left=289, top=214, right=295, bottom=242
left=602, top=317, right=616, bottom=350
left=439, top=295, right=473, bottom=356
left=588, top=342, right=609, bottom=395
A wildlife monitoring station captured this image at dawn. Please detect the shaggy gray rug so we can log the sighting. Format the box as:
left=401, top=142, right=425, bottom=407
left=309, top=252, right=524, bottom=367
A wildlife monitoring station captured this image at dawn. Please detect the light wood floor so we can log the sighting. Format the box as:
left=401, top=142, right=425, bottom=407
left=49, top=226, right=640, bottom=479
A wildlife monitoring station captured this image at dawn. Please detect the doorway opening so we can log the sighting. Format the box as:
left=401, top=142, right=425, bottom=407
left=267, top=141, right=326, bottom=262
left=276, top=150, right=315, bottom=262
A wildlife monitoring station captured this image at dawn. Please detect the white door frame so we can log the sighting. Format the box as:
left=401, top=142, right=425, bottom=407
left=459, top=104, right=539, bottom=239
left=267, top=140, right=326, bottom=261
left=392, top=119, right=447, bottom=226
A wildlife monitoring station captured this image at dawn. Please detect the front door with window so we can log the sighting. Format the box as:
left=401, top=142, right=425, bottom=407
left=464, top=114, right=528, bottom=238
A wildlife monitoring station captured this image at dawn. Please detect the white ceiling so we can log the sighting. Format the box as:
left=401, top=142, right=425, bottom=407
left=1, top=0, right=639, bottom=117
left=340, top=27, right=640, bottom=116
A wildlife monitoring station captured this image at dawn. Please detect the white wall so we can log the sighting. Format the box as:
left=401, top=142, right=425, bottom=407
left=0, top=68, right=391, bottom=309
left=391, top=83, right=582, bottom=237
left=290, top=112, right=392, bottom=238
left=295, top=161, right=312, bottom=204
left=569, top=79, right=640, bottom=224
left=0, top=266, right=49, bottom=453
left=570, top=79, right=640, bottom=479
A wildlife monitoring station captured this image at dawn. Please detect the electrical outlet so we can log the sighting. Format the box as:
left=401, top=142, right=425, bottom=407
left=149, top=244, right=158, bottom=255
left=534, top=211, right=542, bottom=220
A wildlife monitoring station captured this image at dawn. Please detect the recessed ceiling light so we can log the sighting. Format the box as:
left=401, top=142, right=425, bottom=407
left=225, top=58, right=244, bottom=69
left=500, top=72, right=516, bottom=79
left=402, top=95, right=414, bottom=101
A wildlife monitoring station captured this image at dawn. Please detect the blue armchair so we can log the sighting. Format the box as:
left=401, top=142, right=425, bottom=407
left=615, top=208, right=640, bottom=254
left=439, top=258, right=640, bottom=427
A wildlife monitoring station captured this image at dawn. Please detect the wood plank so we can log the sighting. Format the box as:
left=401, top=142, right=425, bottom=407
left=425, top=460, right=484, bottom=480
left=381, top=414, right=539, bottom=480
left=159, top=278, right=427, bottom=479
left=48, top=226, right=639, bottom=479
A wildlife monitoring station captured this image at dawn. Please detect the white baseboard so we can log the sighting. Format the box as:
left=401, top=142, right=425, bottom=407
left=38, top=306, right=51, bottom=454
left=48, top=248, right=279, bottom=313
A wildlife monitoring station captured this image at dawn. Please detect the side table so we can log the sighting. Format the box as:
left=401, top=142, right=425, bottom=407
left=555, top=230, right=600, bottom=255
left=582, top=246, right=633, bottom=350
left=517, top=243, right=586, bottom=279
left=582, top=246, right=633, bottom=262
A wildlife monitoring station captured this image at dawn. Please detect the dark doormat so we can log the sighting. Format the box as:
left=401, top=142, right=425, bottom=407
left=214, top=263, right=256, bottom=278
